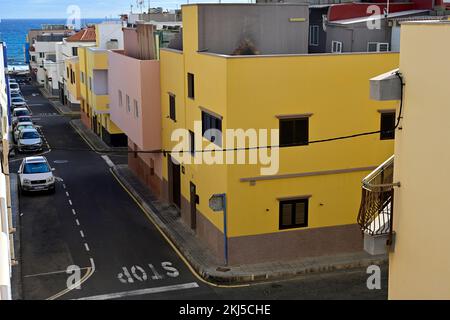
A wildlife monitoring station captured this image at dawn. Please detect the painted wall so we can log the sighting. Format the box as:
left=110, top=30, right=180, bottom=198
left=197, top=4, right=309, bottom=55
left=326, top=22, right=391, bottom=53
left=65, top=58, right=81, bottom=104
left=389, top=22, right=450, bottom=300
left=161, top=5, right=399, bottom=259
left=108, top=50, right=161, bottom=150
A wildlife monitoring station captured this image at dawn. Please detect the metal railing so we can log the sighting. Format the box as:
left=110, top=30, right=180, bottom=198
left=357, top=155, right=398, bottom=238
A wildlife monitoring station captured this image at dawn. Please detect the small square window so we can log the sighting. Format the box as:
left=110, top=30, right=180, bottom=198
left=189, top=130, right=195, bottom=156
left=331, top=40, right=343, bottom=53
left=279, top=117, right=309, bottom=147
left=118, top=90, right=123, bottom=107
left=134, top=100, right=139, bottom=118
left=126, top=95, right=130, bottom=113
left=279, top=198, right=309, bottom=230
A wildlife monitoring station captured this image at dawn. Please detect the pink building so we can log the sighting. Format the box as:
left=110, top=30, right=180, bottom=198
left=109, top=25, right=163, bottom=196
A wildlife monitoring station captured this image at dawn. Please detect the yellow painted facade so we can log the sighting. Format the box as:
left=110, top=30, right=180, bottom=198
left=79, top=42, right=122, bottom=137
left=388, top=22, right=450, bottom=299
left=65, top=58, right=81, bottom=101
left=161, top=5, right=400, bottom=243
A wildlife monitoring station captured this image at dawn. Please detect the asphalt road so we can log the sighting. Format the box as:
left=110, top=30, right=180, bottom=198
left=12, top=84, right=388, bottom=300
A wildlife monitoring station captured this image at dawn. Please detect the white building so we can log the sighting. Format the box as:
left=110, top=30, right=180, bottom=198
left=0, top=41, right=12, bottom=300
left=30, top=32, right=72, bottom=91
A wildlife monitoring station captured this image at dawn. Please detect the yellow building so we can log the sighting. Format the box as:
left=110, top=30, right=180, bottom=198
left=160, top=4, right=399, bottom=265
left=364, top=21, right=450, bottom=299
left=79, top=22, right=127, bottom=146
left=65, top=57, right=81, bottom=107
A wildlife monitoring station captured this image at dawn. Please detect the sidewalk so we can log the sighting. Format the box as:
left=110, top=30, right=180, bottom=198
left=70, top=119, right=128, bottom=154
left=10, top=173, right=23, bottom=299
left=38, top=87, right=80, bottom=116
left=112, top=164, right=388, bottom=285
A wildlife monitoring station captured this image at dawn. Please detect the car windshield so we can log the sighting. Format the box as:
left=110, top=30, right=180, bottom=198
left=23, top=162, right=50, bottom=174
left=21, top=131, right=40, bottom=139
left=14, top=110, right=29, bottom=117
left=18, top=117, right=32, bottom=123
left=12, top=98, right=25, bottom=102
left=10, top=84, right=19, bottom=89
left=17, top=125, right=33, bottom=131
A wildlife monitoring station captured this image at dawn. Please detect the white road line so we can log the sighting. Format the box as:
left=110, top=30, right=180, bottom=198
left=84, top=243, right=90, bottom=252
left=63, top=184, right=66, bottom=189
left=101, top=155, right=115, bottom=168
left=72, top=209, right=77, bottom=215
left=66, top=191, right=70, bottom=197
left=75, top=282, right=200, bottom=300
left=80, top=230, right=85, bottom=238
left=69, top=199, right=73, bottom=206
left=75, top=219, right=80, bottom=226
left=24, top=267, right=90, bottom=278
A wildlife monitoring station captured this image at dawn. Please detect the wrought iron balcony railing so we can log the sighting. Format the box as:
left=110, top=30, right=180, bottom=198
left=357, top=156, right=398, bottom=241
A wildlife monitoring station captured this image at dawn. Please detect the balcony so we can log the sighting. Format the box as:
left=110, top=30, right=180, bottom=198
left=357, top=155, right=398, bottom=255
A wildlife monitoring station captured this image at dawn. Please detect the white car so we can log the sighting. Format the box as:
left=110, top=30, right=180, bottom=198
left=9, top=82, right=20, bottom=94
left=18, top=156, right=55, bottom=194
left=12, top=107, right=31, bottom=124
left=11, top=97, right=27, bottom=109
left=14, top=122, right=34, bottom=143
left=17, top=128, right=43, bottom=153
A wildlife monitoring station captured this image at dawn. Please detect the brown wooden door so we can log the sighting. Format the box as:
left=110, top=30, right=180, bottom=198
left=190, top=182, right=197, bottom=230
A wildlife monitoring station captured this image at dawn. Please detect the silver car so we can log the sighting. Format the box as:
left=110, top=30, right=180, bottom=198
left=17, top=128, right=43, bottom=153
left=14, top=122, right=34, bottom=143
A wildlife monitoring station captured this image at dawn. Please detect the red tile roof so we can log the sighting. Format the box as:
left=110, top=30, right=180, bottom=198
left=66, top=27, right=96, bottom=42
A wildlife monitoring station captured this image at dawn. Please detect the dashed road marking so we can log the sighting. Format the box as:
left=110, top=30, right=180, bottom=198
left=80, top=230, right=85, bottom=238
left=84, top=243, right=90, bottom=252
left=75, top=219, right=80, bottom=226
left=69, top=199, right=73, bottom=206
left=101, top=155, right=115, bottom=168
left=66, top=191, right=70, bottom=197
left=72, top=209, right=77, bottom=215
left=63, top=184, right=66, bottom=189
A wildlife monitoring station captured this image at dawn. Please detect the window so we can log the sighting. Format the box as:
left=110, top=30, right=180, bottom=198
left=134, top=99, right=139, bottom=118
left=187, top=73, right=195, bottom=99
left=189, top=130, right=195, bottom=156
left=309, top=25, right=319, bottom=46
left=331, top=40, right=343, bottom=53
left=126, top=95, right=130, bottom=113
left=39, top=52, right=44, bottom=58
left=279, top=198, right=309, bottom=229
left=31, top=56, right=36, bottom=62
left=279, top=117, right=309, bottom=147
left=201, top=111, right=222, bottom=146
left=380, top=112, right=396, bottom=140
left=368, top=42, right=389, bottom=52
left=89, top=77, right=92, bottom=90
left=169, top=94, right=176, bottom=121
left=118, top=90, right=123, bottom=107
left=66, top=67, right=69, bottom=78
left=80, top=72, right=85, bottom=84
left=72, top=47, right=78, bottom=56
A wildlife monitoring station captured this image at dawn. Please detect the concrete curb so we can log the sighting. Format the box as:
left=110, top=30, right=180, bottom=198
left=69, top=119, right=128, bottom=154
left=111, top=165, right=388, bottom=285
left=10, top=174, right=23, bottom=299
left=37, top=88, right=80, bottom=117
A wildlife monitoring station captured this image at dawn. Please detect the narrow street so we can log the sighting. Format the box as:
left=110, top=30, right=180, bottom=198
left=12, top=84, right=388, bottom=300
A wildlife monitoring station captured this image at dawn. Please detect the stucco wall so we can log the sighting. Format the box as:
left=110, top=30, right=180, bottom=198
left=197, top=4, right=309, bottom=55
left=389, top=22, right=450, bottom=300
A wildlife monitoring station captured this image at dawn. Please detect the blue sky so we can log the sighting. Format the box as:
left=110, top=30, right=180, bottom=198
left=0, top=0, right=252, bottom=19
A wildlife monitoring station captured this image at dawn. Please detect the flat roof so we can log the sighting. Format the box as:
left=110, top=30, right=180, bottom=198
left=329, top=10, right=430, bottom=25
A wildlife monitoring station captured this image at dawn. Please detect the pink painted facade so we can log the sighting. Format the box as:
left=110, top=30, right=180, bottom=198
left=108, top=49, right=162, bottom=189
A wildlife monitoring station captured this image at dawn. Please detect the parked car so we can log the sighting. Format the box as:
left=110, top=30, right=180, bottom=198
left=16, top=128, right=43, bottom=153
left=9, top=82, right=20, bottom=94
left=10, top=92, right=23, bottom=100
left=12, top=108, right=31, bottom=126
left=9, top=78, right=17, bottom=84
left=13, top=116, right=33, bottom=130
left=11, top=97, right=27, bottom=109
left=13, top=122, right=34, bottom=143
left=18, top=156, right=55, bottom=194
